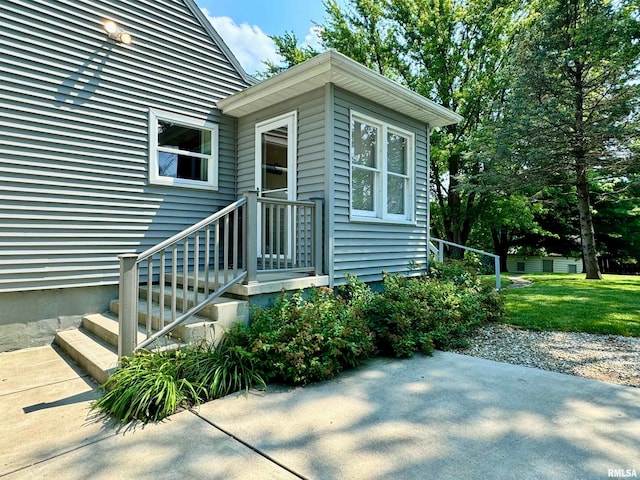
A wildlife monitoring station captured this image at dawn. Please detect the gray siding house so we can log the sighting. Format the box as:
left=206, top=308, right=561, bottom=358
left=1, top=0, right=461, bottom=352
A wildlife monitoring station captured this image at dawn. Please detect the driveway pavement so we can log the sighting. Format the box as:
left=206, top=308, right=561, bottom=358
left=2, top=346, right=639, bottom=479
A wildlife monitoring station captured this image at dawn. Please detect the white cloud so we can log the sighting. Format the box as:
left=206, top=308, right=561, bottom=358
left=201, top=8, right=281, bottom=75
left=303, top=25, right=324, bottom=52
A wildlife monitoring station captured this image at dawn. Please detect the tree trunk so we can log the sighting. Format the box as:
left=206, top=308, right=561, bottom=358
left=576, top=166, right=603, bottom=279
left=491, top=228, right=510, bottom=272
left=571, top=54, right=601, bottom=280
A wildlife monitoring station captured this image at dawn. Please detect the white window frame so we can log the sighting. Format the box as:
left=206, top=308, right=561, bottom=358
left=349, top=111, right=415, bottom=223
left=149, top=108, right=219, bottom=190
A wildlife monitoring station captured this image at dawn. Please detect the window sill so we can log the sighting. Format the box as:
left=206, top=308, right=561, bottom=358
left=150, top=177, right=218, bottom=191
left=349, top=215, right=417, bottom=227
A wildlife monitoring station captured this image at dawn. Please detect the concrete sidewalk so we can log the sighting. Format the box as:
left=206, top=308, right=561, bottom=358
left=2, top=346, right=639, bottom=479
left=0, top=346, right=296, bottom=479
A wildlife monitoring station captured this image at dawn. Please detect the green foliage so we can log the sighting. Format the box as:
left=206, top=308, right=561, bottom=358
left=91, top=341, right=264, bottom=424
left=263, top=0, right=518, bottom=248
left=592, top=176, right=640, bottom=272
left=177, top=340, right=265, bottom=400
left=335, top=274, right=375, bottom=310
left=504, top=274, right=640, bottom=336
left=230, top=268, right=504, bottom=367
left=359, top=265, right=505, bottom=357
left=485, top=0, right=640, bottom=278
left=228, top=287, right=375, bottom=385
left=258, top=31, right=318, bottom=78
left=94, top=271, right=505, bottom=422
left=91, top=348, right=201, bottom=424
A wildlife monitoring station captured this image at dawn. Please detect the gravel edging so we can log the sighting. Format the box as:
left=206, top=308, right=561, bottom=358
left=455, top=324, right=640, bottom=388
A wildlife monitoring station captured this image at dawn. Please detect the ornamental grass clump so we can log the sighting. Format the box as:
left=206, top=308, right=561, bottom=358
left=91, top=348, right=202, bottom=424
left=91, top=339, right=264, bottom=424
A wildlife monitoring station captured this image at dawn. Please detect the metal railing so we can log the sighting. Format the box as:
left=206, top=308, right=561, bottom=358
left=118, top=191, right=324, bottom=358
left=429, top=237, right=501, bottom=290
left=118, top=197, right=248, bottom=357
left=247, top=194, right=323, bottom=279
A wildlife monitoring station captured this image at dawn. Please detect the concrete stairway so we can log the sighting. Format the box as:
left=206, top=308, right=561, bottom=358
left=55, top=286, right=249, bottom=385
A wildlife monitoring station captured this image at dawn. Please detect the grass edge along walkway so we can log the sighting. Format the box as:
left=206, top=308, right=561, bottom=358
left=502, top=273, right=640, bottom=337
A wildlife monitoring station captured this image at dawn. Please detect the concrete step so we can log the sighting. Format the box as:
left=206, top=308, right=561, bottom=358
left=54, top=328, right=118, bottom=386
left=138, top=286, right=249, bottom=325
left=56, top=287, right=249, bottom=385
left=109, top=298, right=231, bottom=344
left=82, top=313, right=176, bottom=349
left=56, top=313, right=185, bottom=385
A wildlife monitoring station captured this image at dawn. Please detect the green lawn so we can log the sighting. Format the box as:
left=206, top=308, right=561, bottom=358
left=502, top=273, right=640, bottom=337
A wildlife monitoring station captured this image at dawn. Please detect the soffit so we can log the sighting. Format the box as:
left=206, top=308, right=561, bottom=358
left=217, top=50, right=462, bottom=128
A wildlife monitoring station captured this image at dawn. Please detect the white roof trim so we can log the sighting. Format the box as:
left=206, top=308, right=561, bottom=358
left=217, top=50, right=462, bottom=128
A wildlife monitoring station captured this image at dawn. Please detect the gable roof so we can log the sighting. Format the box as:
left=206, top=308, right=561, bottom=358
left=182, top=0, right=256, bottom=86
left=217, top=50, right=462, bottom=128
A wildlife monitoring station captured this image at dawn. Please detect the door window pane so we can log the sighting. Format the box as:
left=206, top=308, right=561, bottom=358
left=261, top=126, right=288, bottom=199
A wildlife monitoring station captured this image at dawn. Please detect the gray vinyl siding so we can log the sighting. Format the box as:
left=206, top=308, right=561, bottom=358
left=0, top=0, right=249, bottom=293
left=236, top=88, right=326, bottom=201
left=330, top=88, right=429, bottom=284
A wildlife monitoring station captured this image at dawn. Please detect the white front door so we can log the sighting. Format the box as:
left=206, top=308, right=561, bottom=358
left=255, top=111, right=297, bottom=258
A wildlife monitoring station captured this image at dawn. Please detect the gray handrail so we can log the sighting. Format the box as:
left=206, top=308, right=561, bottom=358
left=119, top=197, right=248, bottom=357
left=136, top=271, right=247, bottom=350
left=136, top=197, right=247, bottom=264
left=430, top=237, right=501, bottom=290
left=118, top=193, right=324, bottom=358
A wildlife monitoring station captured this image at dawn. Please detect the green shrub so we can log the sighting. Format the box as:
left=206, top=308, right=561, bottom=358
left=429, top=259, right=479, bottom=287
left=335, top=274, right=375, bottom=309
left=359, top=266, right=505, bottom=357
left=228, top=287, right=375, bottom=385
left=93, top=264, right=504, bottom=423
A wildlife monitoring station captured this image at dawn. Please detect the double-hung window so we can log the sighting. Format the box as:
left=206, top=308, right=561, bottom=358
left=149, top=109, right=218, bottom=190
left=350, top=112, right=414, bottom=222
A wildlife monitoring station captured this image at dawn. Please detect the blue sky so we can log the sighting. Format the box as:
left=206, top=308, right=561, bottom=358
left=195, top=0, right=330, bottom=75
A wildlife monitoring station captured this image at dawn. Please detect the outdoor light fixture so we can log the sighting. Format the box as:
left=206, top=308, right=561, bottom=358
left=103, top=20, right=132, bottom=44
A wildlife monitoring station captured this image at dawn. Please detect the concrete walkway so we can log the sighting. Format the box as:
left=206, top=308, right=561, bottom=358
left=1, top=346, right=639, bottom=479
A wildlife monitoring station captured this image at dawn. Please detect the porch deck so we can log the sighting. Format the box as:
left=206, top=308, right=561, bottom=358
left=229, top=272, right=328, bottom=297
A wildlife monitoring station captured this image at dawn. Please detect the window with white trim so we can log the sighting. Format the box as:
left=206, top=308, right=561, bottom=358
left=350, top=112, right=415, bottom=222
left=149, top=109, right=218, bottom=190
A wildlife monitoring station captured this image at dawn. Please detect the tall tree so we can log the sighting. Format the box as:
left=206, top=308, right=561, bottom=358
left=494, top=0, right=640, bottom=279
left=265, top=0, right=517, bottom=255
left=592, top=175, right=640, bottom=271
left=259, top=32, right=318, bottom=79
left=470, top=194, right=551, bottom=271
